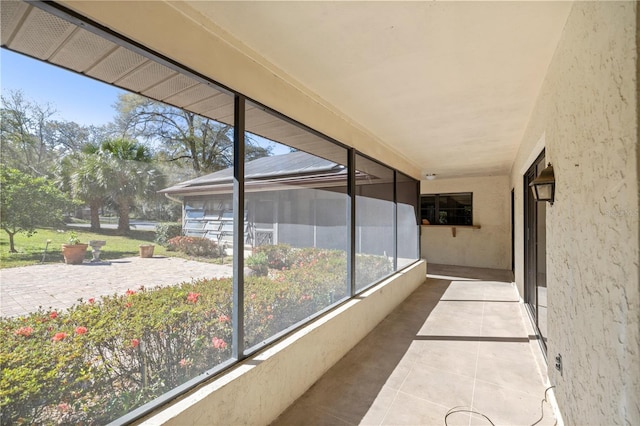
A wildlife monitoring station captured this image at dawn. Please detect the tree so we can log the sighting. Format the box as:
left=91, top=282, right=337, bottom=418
left=0, top=90, right=57, bottom=176
left=115, top=93, right=271, bottom=175
left=45, top=120, right=116, bottom=156
left=84, top=138, right=164, bottom=234
left=64, top=151, right=111, bottom=232
left=1, top=90, right=110, bottom=178
left=0, top=167, right=75, bottom=252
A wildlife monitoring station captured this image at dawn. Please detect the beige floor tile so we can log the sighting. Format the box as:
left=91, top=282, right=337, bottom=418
left=399, top=363, right=475, bottom=408
left=440, top=283, right=486, bottom=301
left=477, top=340, right=534, bottom=362
left=427, top=264, right=514, bottom=282
left=470, top=380, right=556, bottom=426
left=382, top=361, right=413, bottom=390
left=299, top=380, right=381, bottom=424
left=357, top=386, right=399, bottom=425
left=275, top=402, right=354, bottom=426
left=482, top=289, right=519, bottom=303
left=414, top=336, right=480, bottom=356
left=480, top=323, right=530, bottom=339
left=380, top=392, right=461, bottom=426
left=474, top=354, right=546, bottom=397
left=443, top=408, right=475, bottom=426
left=272, top=266, right=551, bottom=426
left=482, top=300, right=523, bottom=316
left=416, top=343, right=478, bottom=379
left=420, top=313, right=483, bottom=336
left=436, top=300, right=486, bottom=316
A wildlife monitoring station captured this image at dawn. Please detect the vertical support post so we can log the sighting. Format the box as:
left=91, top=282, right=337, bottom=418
left=393, top=171, right=398, bottom=271
left=416, top=178, right=421, bottom=259
left=347, top=149, right=356, bottom=296
left=232, top=94, right=245, bottom=360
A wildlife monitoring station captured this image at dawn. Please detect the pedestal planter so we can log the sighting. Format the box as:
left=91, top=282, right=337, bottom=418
left=61, top=244, right=89, bottom=264
left=89, top=240, right=107, bottom=262
left=139, top=244, right=155, bottom=258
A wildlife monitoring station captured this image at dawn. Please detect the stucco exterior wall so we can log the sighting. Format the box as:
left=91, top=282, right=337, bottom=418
left=420, top=175, right=511, bottom=270
left=510, top=2, right=639, bottom=425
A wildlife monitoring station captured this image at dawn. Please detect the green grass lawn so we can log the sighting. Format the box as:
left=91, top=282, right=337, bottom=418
left=0, top=227, right=168, bottom=269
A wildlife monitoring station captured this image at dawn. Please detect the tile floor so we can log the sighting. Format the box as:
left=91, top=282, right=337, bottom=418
left=272, top=264, right=556, bottom=426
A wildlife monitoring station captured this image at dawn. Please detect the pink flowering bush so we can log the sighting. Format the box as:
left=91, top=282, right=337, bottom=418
left=1, top=279, right=233, bottom=425
left=243, top=247, right=349, bottom=348
left=13, top=326, right=33, bottom=337
left=167, top=236, right=221, bottom=258
left=253, top=244, right=292, bottom=270
left=211, top=337, right=228, bottom=349
left=0, top=246, right=392, bottom=425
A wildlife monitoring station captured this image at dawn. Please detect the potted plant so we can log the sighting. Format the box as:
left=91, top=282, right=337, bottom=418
left=139, top=244, right=155, bottom=258
left=61, top=232, right=88, bottom=264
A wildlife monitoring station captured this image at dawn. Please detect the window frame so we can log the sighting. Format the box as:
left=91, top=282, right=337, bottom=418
left=420, top=192, right=473, bottom=226
left=4, top=3, right=424, bottom=425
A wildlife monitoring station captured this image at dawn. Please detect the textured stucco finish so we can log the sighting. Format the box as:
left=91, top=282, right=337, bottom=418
left=510, top=2, right=639, bottom=425
left=139, top=261, right=426, bottom=425
left=420, top=175, right=511, bottom=270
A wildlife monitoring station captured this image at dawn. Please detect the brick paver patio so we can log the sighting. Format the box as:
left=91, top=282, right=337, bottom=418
left=0, top=256, right=233, bottom=317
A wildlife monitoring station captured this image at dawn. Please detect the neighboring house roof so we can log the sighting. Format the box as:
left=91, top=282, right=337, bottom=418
left=160, top=151, right=347, bottom=196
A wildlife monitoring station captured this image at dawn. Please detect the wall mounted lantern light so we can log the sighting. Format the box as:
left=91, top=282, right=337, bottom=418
left=529, top=163, right=555, bottom=205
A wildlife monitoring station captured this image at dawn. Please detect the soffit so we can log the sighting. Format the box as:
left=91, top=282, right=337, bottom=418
left=184, top=1, right=572, bottom=178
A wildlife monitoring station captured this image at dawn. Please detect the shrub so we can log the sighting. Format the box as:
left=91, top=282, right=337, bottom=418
left=254, top=244, right=292, bottom=270
left=154, top=222, right=182, bottom=246
left=243, top=248, right=350, bottom=348
left=0, top=247, right=394, bottom=424
left=1, top=280, right=233, bottom=425
left=355, top=253, right=394, bottom=288
left=246, top=252, right=268, bottom=276
left=167, top=236, right=221, bottom=257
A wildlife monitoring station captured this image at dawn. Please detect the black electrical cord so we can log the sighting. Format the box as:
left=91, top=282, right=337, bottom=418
left=443, top=385, right=557, bottom=426
left=530, top=385, right=556, bottom=426
left=444, top=406, right=496, bottom=426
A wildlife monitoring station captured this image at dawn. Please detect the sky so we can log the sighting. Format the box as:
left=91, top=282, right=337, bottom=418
left=1, top=48, right=288, bottom=155
left=1, top=49, right=124, bottom=126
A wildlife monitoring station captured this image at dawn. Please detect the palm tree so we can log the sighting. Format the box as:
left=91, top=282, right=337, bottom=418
left=97, top=138, right=163, bottom=234
left=66, top=139, right=163, bottom=234
left=67, top=151, right=110, bottom=232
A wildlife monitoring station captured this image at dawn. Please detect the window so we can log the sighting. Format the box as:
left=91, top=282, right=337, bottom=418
left=1, top=2, right=421, bottom=424
left=421, top=193, right=473, bottom=225
left=243, top=101, right=349, bottom=351
left=355, top=155, right=395, bottom=291
left=396, top=173, right=420, bottom=268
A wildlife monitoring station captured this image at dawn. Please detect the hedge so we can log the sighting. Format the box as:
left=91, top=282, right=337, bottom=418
left=0, top=246, right=392, bottom=424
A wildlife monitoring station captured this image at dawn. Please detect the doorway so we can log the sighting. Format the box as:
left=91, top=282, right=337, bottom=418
left=511, top=189, right=515, bottom=273
left=524, top=151, right=547, bottom=353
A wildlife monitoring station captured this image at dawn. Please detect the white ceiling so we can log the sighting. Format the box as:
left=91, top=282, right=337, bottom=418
left=185, top=1, right=572, bottom=178
left=2, top=0, right=573, bottom=179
